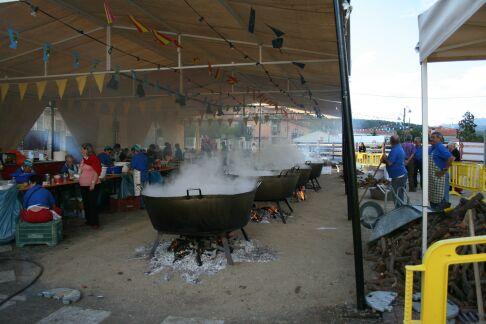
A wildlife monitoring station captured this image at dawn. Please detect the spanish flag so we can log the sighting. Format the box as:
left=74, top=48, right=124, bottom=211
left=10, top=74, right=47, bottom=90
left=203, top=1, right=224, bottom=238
left=104, top=1, right=115, bottom=25
left=129, top=15, right=149, bottom=33
left=214, top=68, right=222, bottom=80
left=207, top=61, right=212, bottom=76
left=152, top=29, right=171, bottom=45
left=227, top=76, right=238, bottom=85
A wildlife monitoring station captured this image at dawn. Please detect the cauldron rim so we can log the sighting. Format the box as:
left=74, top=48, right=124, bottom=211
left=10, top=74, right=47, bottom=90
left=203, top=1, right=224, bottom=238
left=142, top=186, right=258, bottom=200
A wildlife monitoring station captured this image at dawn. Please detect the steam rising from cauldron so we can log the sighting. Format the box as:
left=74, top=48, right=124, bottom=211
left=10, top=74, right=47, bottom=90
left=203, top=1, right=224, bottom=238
left=143, top=156, right=257, bottom=197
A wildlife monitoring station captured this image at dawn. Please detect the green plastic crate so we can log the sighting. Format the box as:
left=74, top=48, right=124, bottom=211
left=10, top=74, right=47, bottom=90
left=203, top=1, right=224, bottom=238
left=16, top=218, right=63, bottom=247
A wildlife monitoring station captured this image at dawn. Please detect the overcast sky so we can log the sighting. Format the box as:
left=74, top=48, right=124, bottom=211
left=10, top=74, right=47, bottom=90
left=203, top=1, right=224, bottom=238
left=350, top=0, right=486, bottom=126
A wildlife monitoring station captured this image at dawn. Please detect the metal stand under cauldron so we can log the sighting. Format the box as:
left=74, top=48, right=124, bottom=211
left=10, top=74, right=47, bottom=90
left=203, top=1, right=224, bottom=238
left=148, top=228, right=250, bottom=265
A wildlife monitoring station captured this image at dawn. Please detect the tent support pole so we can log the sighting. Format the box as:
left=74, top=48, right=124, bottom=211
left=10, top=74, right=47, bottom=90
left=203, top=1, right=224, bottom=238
left=50, top=101, right=55, bottom=160
left=106, top=25, right=111, bottom=71
left=421, top=61, right=429, bottom=257
left=333, top=0, right=365, bottom=310
left=178, top=34, right=183, bottom=95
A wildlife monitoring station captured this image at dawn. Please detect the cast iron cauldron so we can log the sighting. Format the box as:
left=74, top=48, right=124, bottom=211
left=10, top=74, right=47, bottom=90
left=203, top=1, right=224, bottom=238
left=307, top=161, right=324, bottom=180
left=143, top=186, right=258, bottom=236
left=254, top=169, right=299, bottom=202
left=295, top=164, right=312, bottom=188
left=306, top=161, right=324, bottom=191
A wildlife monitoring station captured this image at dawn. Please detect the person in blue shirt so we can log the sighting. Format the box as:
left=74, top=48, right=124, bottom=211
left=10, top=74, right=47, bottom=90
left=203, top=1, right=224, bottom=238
left=413, top=137, right=423, bottom=189
left=429, top=132, right=455, bottom=209
left=10, top=159, right=36, bottom=184
left=130, top=144, right=148, bottom=183
left=381, top=135, right=407, bottom=207
left=20, top=177, right=62, bottom=223
left=60, top=154, right=79, bottom=176
left=97, top=146, right=114, bottom=167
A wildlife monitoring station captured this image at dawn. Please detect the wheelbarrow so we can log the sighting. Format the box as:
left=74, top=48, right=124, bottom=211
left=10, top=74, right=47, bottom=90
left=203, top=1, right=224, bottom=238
left=360, top=184, right=439, bottom=242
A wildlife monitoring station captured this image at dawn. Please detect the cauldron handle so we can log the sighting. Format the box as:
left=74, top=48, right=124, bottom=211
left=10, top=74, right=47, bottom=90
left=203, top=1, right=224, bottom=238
left=255, top=180, right=263, bottom=189
left=186, top=188, right=203, bottom=199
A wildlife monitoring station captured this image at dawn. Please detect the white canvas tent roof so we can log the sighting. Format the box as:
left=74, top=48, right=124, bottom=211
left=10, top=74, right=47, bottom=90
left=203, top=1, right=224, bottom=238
left=418, top=0, right=486, bottom=62
left=417, top=0, right=486, bottom=258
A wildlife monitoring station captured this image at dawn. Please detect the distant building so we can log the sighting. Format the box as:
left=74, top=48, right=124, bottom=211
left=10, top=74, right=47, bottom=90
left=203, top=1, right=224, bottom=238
left=430, top=126, right=458, bottom=143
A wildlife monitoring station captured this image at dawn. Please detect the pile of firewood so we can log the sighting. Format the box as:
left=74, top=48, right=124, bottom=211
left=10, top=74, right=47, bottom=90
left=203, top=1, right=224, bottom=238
left=366, top=194, right=486, bottom=307
left=358, top=174, right=390, bottom=188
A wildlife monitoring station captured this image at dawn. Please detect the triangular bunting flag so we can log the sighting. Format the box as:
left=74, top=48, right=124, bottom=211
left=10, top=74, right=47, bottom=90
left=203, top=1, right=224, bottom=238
left=36, top=81, right=46, bottom=100
left=129, top=15, right=149, bottom=33
left=93, top=74, right=106, bottom=93
left=55, top=79, right=68, bottom=99
left=76, top=75, right=87, bottom=95
left=208, top=61, right=212, bottom=76
left=228, top=118, right=233, bottom=126
left=214, top=68, right=222, bottom=80
left=253, top=115, right=259, bottom=125
left=104, top=0, right=115, bottom=25
left=152, top=29, right=171, bottom=46
left=248, top=8, right=256, bottom=33
left=18, top=83, right=28, bottom=100
left=0, top=83, right=9, bottom=102
left=266, top=24, right=285, bottom=37
left=292, top=61, right=306, bottom=69
left=227, top=76, right=238, bottom=85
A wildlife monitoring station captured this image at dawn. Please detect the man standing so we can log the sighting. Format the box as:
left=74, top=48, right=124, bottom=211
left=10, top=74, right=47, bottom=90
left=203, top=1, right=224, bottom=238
left=429, top=132, right=455, bottom=210
left=97, top=146, right=114, bottom=167
left=130, top=144, right=148, bottom=184
left=381, top=135, right=407, bottom=207
left=448, top=143, right=461, bottom=162
left=402, top=135, right=416, bottom=192
left=413, top=137, right=423, bottom=189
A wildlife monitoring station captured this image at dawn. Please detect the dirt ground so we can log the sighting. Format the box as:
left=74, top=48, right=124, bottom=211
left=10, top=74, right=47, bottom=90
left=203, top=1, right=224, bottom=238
left=1, top=173, right=382, bottom=323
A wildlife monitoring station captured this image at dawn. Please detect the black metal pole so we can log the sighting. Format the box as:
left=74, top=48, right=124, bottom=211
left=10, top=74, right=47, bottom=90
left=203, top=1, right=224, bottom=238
left=333, top=0, right=366, bottom=310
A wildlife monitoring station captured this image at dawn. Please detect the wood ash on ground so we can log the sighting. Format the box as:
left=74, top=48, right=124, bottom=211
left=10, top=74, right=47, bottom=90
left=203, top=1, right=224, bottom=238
left=141, top=237, right=278, bottom=284
left=250, top=206, right=290, bottom=223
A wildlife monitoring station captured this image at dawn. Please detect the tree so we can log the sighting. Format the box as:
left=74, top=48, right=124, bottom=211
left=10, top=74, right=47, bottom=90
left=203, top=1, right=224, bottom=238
left=457, top=111, right=481, bottom=142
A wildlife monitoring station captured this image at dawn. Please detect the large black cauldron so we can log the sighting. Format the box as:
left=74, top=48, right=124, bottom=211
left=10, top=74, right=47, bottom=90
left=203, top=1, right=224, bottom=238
left=295, top=165, right=312, bottom=188
left=143, top=187, right=258, bottom=236
left=254, top=169, right=299, bottom=202
left=306, top=161, right=324, bottom=191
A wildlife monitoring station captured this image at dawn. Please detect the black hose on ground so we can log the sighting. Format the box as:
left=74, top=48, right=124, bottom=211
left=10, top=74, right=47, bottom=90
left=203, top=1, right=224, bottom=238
left=0, top=257, right=43, bottom=307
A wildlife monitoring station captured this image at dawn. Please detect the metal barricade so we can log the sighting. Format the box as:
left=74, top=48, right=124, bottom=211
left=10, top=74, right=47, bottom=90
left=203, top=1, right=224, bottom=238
left=404, top=236, right=486, bottom=323
left=356, top=153, right=382, bottom=167
left=449, top=162, right=485, bottom=193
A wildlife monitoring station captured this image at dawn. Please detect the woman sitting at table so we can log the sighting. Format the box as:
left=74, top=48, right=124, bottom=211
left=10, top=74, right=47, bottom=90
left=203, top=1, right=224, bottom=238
left=10, top=159, right=36, bottom=184
left=20, top=177, right=62, bottom=223
left=60, top=154, right=78, bottom=176
left=79, top=143, right=102, bottom=229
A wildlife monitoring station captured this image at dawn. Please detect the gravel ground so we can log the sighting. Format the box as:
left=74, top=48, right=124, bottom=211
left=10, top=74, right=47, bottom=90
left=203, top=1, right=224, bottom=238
left=0, top=173, right=383, bottom=323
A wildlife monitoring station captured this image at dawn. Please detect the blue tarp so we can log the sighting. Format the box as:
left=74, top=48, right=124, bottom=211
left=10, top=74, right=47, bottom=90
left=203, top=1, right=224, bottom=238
left=0, top=185, right=21, bottom=244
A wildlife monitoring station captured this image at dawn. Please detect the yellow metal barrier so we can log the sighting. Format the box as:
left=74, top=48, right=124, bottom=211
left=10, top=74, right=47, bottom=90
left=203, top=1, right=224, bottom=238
left=356, top=153, right=382, bottom=167
left=449, top=162, right=485, bottom=193
left=404, top=235, right=486, bottom=323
